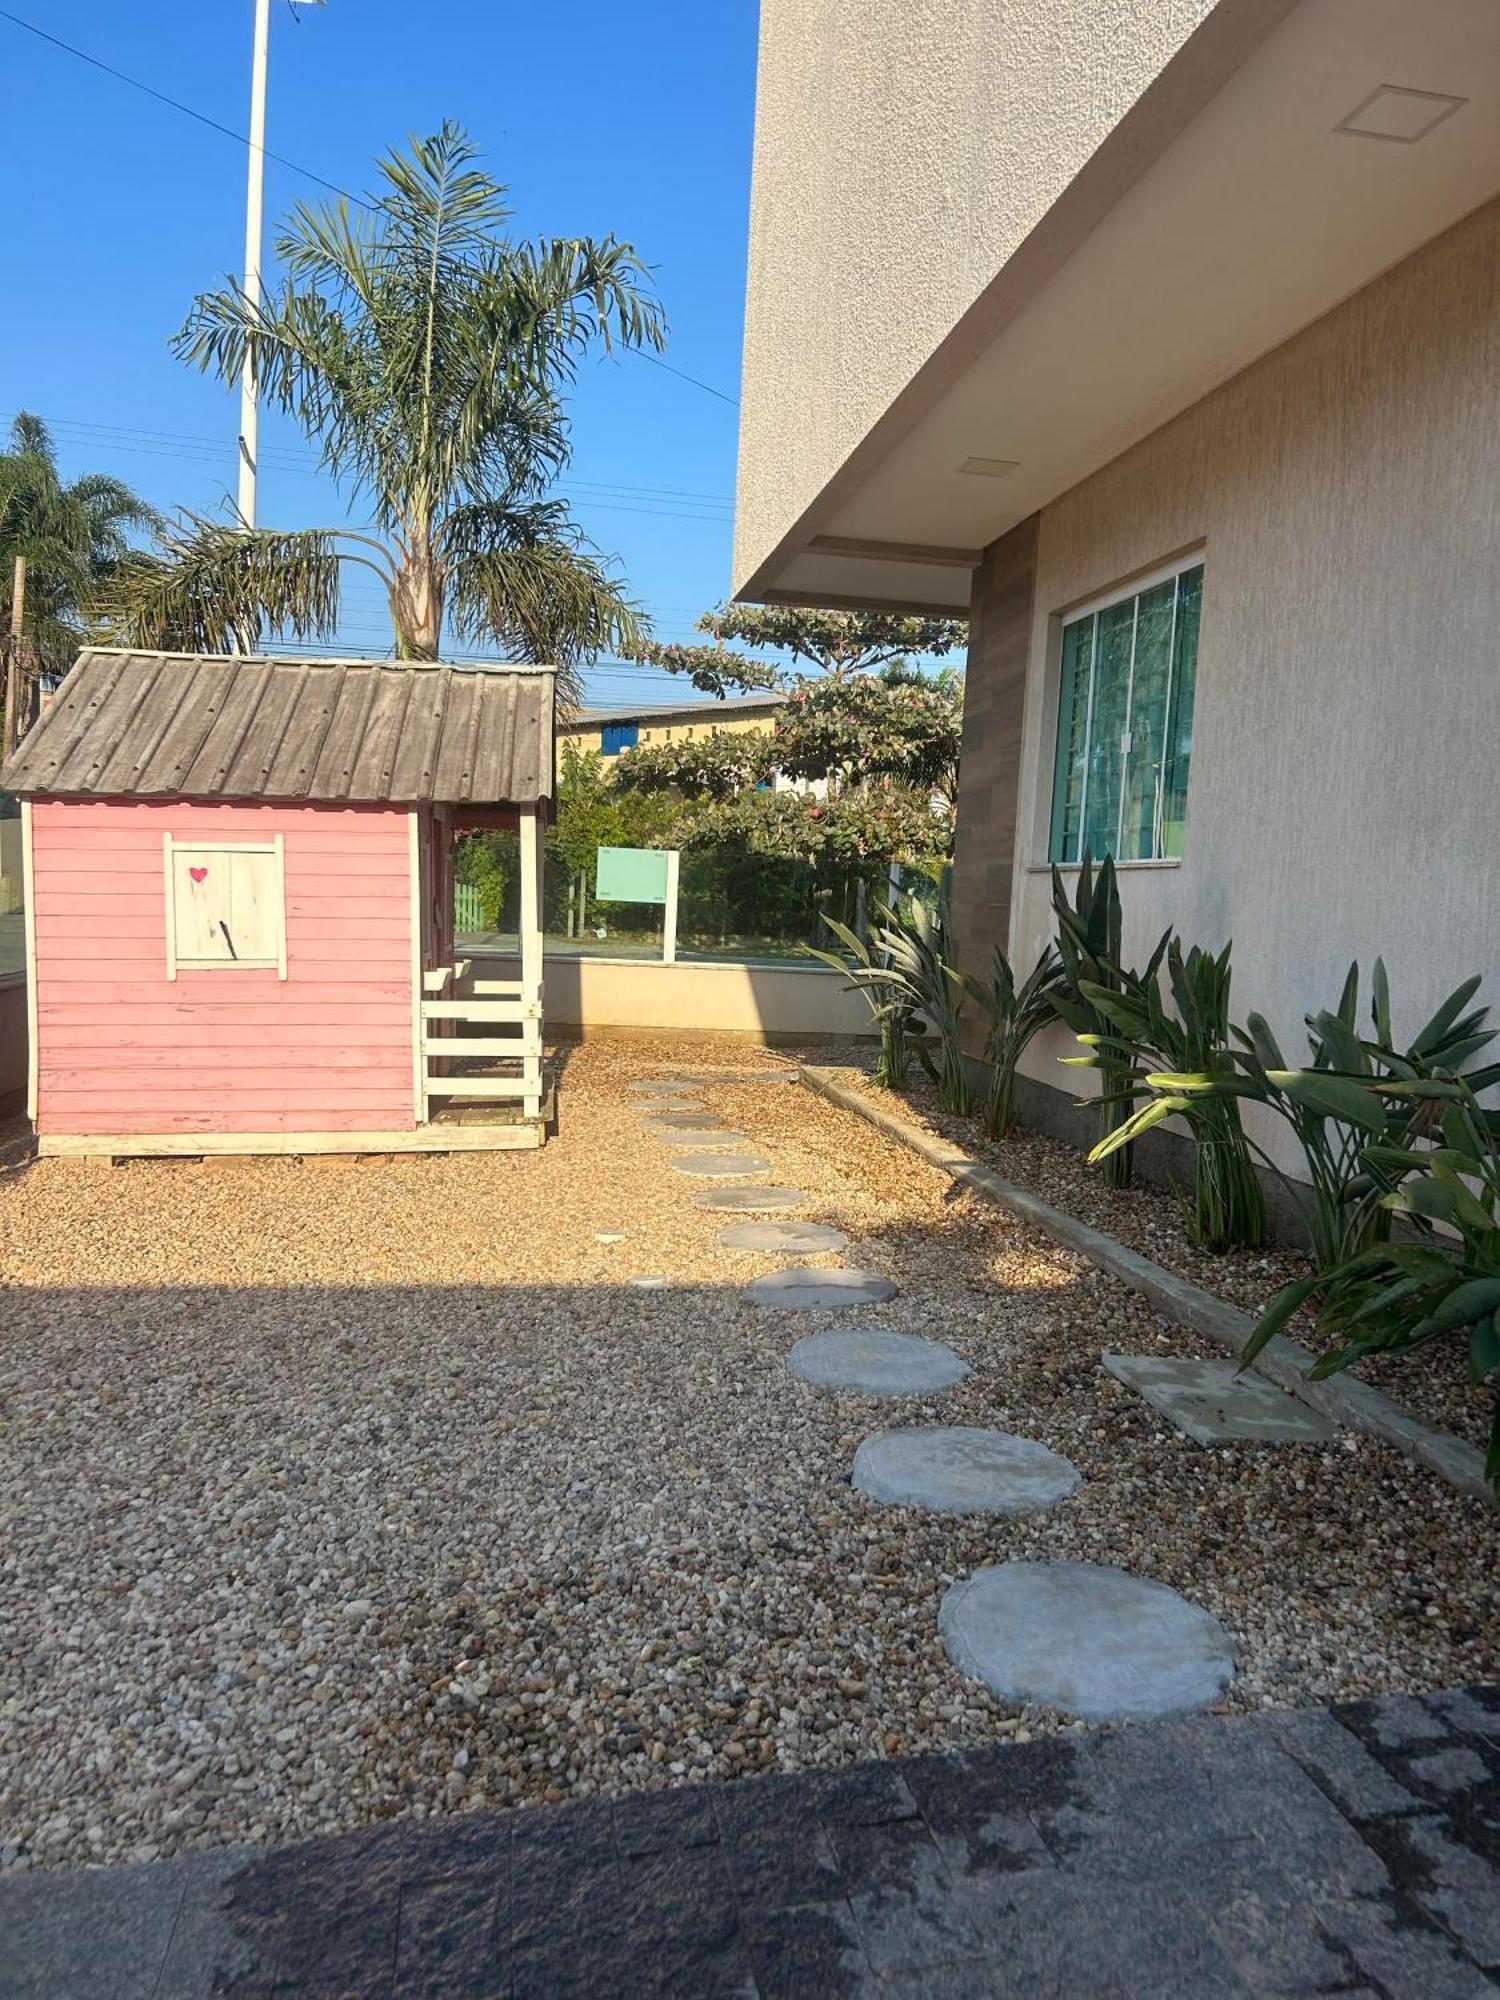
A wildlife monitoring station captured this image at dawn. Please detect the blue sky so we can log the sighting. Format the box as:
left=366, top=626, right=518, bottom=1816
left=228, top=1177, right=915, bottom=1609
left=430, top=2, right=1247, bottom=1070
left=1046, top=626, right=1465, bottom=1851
left=0, top=0, right=756, bottom=707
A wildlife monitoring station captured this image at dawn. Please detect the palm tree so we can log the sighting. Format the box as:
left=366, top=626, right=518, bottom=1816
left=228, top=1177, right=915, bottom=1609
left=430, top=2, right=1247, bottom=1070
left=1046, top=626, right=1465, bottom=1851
left=0, top=413, right=154, bottom=665
left=113, top=123, right=666, bottom=702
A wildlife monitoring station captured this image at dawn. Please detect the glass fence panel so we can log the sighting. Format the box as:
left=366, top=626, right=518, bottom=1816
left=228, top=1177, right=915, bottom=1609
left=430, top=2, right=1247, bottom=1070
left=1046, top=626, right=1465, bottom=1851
left=452, top=829, right=941, bottom=967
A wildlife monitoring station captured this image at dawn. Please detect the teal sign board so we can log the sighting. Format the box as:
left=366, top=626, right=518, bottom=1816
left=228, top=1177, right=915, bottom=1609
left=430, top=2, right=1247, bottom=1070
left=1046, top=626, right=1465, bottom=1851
left=595, top=845, right=670, bottom=904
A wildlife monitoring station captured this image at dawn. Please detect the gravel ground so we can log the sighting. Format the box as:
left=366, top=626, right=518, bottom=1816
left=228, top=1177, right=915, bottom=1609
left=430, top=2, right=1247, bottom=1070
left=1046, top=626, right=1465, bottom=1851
left=1, top=1035, right=1496, bottom=1878
left=861, top=1070, right=1495, bottom=1452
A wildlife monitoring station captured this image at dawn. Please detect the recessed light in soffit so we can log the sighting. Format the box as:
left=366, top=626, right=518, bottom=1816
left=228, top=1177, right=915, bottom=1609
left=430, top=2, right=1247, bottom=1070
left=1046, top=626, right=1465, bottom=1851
left=957, top=456, right=1019, bottom=478
left=1334, top=85, right=1467, bottom=144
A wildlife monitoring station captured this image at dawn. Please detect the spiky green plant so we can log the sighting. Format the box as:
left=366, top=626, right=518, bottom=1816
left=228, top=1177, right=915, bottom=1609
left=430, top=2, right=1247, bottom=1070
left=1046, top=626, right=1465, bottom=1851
left=1050, top=854, right=1168, bottom=1189
left=813, top=896, right=970, bottom=1109
left=1076, top=938, right=1265, bottom=1252
left=1100, top=961, right=1500, bottom=1267
left=110, top=123, right=664, bottom=697
left=811, top=905, right=918, bottom=1090
left=957, top=941, right=1062, bottom=1140
left=1243, top=1083, right=1500, bottom=1493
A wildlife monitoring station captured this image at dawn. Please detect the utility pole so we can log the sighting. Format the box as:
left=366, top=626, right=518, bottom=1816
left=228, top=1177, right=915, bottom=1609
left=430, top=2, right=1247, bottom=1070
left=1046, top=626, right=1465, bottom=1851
left=3, top=557, right=29, bottom=761
left=236, top=0, right=272, bottom=531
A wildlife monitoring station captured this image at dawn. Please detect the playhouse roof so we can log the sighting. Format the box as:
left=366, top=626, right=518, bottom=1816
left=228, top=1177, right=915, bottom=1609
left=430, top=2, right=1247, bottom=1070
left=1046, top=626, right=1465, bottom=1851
left=2, top=651, right=556, bottom=807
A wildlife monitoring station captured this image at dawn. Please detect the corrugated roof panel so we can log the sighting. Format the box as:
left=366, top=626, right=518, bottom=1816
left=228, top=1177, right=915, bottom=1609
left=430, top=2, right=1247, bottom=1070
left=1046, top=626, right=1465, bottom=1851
left=2, top=651, right=556, bottom=805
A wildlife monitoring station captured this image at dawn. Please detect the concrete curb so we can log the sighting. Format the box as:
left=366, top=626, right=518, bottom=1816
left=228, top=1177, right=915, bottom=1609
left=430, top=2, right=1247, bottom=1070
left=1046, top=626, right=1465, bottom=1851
left=800, top=1065, right=1495, bottom=1510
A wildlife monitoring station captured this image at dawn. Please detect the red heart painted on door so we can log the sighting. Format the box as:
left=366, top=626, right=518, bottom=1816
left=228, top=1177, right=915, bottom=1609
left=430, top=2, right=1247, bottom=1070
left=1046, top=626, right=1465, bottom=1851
left=189, top=866, right=208, bottom=883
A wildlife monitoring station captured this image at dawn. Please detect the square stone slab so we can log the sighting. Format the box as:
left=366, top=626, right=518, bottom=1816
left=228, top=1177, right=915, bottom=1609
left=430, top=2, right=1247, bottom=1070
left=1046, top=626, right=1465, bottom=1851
left=1102, top=1354, right=1339, bottom=1446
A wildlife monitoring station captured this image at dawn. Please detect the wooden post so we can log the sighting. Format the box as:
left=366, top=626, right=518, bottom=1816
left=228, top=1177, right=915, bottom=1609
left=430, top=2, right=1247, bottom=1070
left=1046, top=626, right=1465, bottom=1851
left=519, top=806, right=543, bottom=1117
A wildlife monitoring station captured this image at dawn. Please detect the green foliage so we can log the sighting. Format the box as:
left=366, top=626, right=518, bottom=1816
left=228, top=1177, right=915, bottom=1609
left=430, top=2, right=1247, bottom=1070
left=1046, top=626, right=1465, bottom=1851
left=613, top=729, right=772, bottom=800
left=1098, top=959, right=1498, bottom=1268
left=111, top=124, right=663, bottom=693
left=454, top=832, right=511, bottom=930
left=957, top=942, right=1063, bottom=1142
left=636, top=604, right=967, bottom=698
left=814, top=896, right=971, bottom=1113
left=1051, top=855, right=1169, bottom=1190
left=1078, top=938, right=1265, bottom=1252
left=809, top=908, right=918, bottom=1089
left=1243, top=1085, right=1500, bottom=1493
left=0, top=413, right=154, bottom=665
left=676, top=786, right=950, bottom=869
left=773, top=666, right=963, bottom=804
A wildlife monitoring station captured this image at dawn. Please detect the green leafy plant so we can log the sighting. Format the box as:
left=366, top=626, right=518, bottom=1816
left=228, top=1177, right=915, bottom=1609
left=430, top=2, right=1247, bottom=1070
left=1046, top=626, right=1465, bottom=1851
left=1243, top=1084, right=1500, bottom=1492
left=813, top=895, right=970, bottom=1109
left=1050, top=855, right=1168, bottom=1189
left=1101, top=961, right=1499, bottom=1267
left=1076, top=938, right=1265, bottom=1253
left=811, top=907, right=919, bottom=1089
left=957, top=941, right=1062, bottom=1141
left=454, top=832, right=511, bottom=931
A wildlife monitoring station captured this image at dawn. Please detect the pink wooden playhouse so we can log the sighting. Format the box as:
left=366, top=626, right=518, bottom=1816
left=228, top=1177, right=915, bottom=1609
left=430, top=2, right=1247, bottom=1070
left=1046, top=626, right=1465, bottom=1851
left=1, top=650, right=555, bottom=1158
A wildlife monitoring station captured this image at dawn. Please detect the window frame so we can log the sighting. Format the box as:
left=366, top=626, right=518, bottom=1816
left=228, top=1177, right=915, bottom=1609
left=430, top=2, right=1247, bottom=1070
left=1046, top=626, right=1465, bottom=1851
left=163, top=834, right=287, bottom=979
left=599, top=722, right=639, bottom=756
left=1046, top=553, right=1204, bottom=869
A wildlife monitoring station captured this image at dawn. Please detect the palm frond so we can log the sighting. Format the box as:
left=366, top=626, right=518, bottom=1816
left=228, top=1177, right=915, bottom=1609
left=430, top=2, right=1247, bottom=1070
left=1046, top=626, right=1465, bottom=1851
left=106, top=514, right=344, bottom=654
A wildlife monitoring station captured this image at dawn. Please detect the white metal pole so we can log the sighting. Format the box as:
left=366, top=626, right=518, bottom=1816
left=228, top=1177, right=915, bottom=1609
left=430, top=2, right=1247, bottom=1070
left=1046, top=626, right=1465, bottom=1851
left=662, top=849, right=680, bottom=966
left=237, top=0, right=271, bottom=531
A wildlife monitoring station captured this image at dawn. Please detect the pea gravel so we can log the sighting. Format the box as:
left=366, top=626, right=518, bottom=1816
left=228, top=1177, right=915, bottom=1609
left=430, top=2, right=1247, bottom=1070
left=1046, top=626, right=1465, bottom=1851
left=1, top=1035, right=1496, bottom=1880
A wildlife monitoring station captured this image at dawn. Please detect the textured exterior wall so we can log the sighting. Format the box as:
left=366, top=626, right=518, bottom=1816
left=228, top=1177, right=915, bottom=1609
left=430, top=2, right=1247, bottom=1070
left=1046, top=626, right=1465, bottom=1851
left=734, top=0, right=1220, bottom=588
left=30, top=800, right=415, bottom=1137
left=948, top=516, right=1039, bottom=1048
left=997, top=197, right=1500, bottom=1165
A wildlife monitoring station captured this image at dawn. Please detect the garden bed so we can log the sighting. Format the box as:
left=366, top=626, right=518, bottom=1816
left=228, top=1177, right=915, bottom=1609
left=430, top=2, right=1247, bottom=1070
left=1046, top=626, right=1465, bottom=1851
left=846, top=1066, right=1494, bottom=1453
left=1, top=1037, right=1495, bottom=1881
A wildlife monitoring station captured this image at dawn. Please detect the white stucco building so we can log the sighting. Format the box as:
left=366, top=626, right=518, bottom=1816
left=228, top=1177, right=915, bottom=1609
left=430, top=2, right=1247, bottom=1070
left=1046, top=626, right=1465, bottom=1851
left=733, top=0, right=1500, bottom=1166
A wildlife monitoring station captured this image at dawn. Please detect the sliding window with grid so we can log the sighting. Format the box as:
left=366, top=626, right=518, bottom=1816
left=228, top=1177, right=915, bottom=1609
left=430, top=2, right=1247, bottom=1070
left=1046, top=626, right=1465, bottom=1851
left=1048, top=560, right=1202, bottom=866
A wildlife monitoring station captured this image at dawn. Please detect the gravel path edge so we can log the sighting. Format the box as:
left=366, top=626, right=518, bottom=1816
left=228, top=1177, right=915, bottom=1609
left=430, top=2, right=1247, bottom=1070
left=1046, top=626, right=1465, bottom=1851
left=799, top=1065, right=1496, bottom=1510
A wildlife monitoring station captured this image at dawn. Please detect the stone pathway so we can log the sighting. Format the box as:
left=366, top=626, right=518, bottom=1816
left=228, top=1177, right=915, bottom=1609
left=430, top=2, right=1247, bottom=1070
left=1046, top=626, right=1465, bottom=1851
left=851, top=1426, right=1081, bottom=1517
left=939, top=1561, right=1238, bottom=1722
left=5, top=1686, right=1497, bottom=1998
left=786, top=1327, right=971, bottom=1395
left=715, top=1221, right=848, bottom=1254
left=635, top=1072, right=1257, bottom=1729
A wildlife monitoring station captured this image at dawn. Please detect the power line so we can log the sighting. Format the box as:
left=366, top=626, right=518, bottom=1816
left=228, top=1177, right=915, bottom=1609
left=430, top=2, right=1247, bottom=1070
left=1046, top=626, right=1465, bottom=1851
left=0, top=12, right=741, bottom=409
left=5, top=411, right=736, bottom=514
left=0, top=7, right=369, bottom=209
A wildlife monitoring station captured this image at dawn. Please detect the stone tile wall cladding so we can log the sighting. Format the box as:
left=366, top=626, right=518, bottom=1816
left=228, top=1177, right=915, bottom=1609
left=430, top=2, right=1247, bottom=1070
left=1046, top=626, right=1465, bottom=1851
left=948, top=513, right=1038, bottom=1052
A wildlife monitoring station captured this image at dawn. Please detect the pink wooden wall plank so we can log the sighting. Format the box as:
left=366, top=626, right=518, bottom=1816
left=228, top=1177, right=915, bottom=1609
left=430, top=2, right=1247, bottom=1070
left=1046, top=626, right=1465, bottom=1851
left=30, top=797, right=422, bottom=1137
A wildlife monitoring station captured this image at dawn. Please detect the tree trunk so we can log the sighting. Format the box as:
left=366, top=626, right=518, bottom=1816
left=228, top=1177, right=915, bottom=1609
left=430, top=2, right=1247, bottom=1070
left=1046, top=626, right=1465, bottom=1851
left=391, top=543, right=442, bottom=659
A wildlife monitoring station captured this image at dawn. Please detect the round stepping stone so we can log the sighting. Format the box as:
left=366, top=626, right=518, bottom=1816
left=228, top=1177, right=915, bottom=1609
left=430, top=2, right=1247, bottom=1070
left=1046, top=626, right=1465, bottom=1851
left=656, top=1129, right=750, bottom=1150
left=786, top=1328, right=969, bottom=1394
left=745, top=1267, right=897, bottom=1311
left=692, top=1186, right=807, bottom=1213
left=634, top=1098, right=704, bottom=1117
left=670, top=1153, right=772, bottom=1178
left=716, top=1220, right=848, bottom=1254
left=938, top=1562, right=1235, bottom=1722
left=641, top=1113, right=723, bottom=1131
left=852, top=1428, right=1080, bottom=1516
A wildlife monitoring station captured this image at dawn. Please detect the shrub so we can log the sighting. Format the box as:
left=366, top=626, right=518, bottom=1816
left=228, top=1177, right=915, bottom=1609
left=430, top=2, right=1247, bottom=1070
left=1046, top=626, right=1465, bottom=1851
left=1243, top=1082, right=1500, bottom=1493
left=1079, top=938, right=1266, bottom=1253
left=1050, top=855, right=1168, bottom=1190
left=957, top=941, right=1062, bottom=1141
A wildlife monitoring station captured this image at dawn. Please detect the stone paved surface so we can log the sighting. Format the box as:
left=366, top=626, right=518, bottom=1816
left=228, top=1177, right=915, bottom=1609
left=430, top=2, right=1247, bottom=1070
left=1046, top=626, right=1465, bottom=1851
left=4, top=1686, right=1498, bottom=1998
